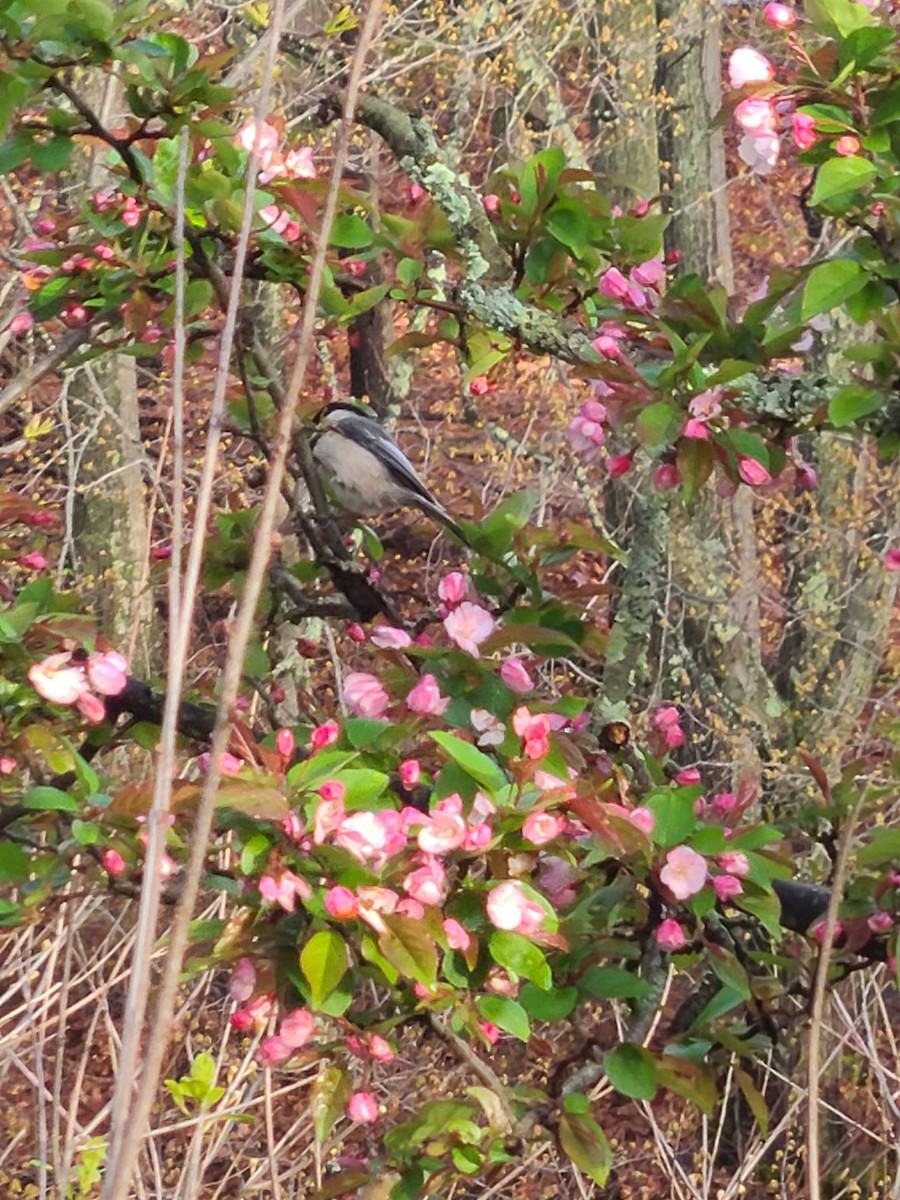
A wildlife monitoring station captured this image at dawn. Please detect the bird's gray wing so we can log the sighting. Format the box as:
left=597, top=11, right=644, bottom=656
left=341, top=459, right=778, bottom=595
left=333, top=413, right=437, bottom=503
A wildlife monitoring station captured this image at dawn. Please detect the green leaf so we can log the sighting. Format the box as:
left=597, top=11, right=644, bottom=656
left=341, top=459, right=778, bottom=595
left=545, top=199, right=589, bottom=256
left=636, top=401, right=679, bottom=450
left=810, top=157, right=877, bottom=207
left=330, top=214, right=374, bottom=249
left=477, top=994, right=530, bottom=1041
left=0, top=842, right=29, bottom=882
left=734, top=1066, right=770, bottom=1135
left=489, top=932, right=551, bottom=989
left=690, top=985, right=745, bottom=1029
left=828, top=384, right=882, bottom=427
left=559, top=1111, right=611, bottom=1186
left=21, top=786, right=78, bottom=813
left=396, top=256, right=421, bottom=285
left=805, top=0, right=873, bottom=37
left=429, top=731, right=507, bottom=794
left=800, top=260, right=867, bottom=320
left=603, top=1043, right=658, bottom=1100
left=310, top=1063, right=351, bottom=1142
left=857, top=828, right=900, bottom=868
left=707, top=944, right=751, bottom=1001
left=520, top=983, right=578, bottom=1021
left=300, top=930, right=349, bottom=1008
left=384, top=1100, right=477, bottom=1153
left=645, top=789, right=697, bottom=848
left=379, top=915, right=437, bottom=987
left=578, top=966, right=651, bottom=1000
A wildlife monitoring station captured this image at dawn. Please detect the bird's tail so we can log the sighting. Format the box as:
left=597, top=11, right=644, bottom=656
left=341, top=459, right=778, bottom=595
left=418, top=497, right=469, bottom=546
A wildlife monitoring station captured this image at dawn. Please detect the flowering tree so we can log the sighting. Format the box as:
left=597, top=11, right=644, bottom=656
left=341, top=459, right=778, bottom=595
left=0, top=1, right=898, bottom=1197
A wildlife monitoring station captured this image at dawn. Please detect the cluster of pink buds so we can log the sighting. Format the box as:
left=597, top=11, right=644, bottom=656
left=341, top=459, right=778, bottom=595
left=28, top=649, right=128, bottom=723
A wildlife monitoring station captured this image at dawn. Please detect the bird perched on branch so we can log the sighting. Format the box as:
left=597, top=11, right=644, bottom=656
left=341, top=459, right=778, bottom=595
left=311, top=402, right=467, bottom=543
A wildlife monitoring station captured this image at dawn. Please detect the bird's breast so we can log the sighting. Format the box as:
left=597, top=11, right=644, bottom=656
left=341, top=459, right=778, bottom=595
left=313, top=431, right=406, bottom=515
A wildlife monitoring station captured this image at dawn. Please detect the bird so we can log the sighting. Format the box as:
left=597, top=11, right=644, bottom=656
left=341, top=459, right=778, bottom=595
left=311, top=402, right=468, bottom=543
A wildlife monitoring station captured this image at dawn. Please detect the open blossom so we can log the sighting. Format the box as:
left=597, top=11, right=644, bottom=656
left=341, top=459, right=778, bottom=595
left=404, top=857, right=447, bottom=906
left=689, top=387, right=724, bottom=420
left=729, top=46, right=775, bottom=89
left=567, top=400, right=608, bottom=461
left=229, top=957, right=257, bottom=1003
left=656, top=917, right=686, bottom=951
left=512, top=706, right=551, bottom=759
left=444, top=601, right=495, bottom=657
left=734, top=97, right=777, bottom=136
left=407, top=674, right=450, bottom=716
left=29, top=652, right=88, bottom=706
left=344, top=671, right=389, bottom=718
left=443, top=918, right=471, bottom=951
left=337, top=810, right=407, bottom=866
left=486, top=881, right=546, bottom=935
left=280, top=1007, right=315, bottom=1048
left=348, top=1091, right=379, bottom=1123
left=835, top=135, right=861, bottom=157
left=631, top=258, right=664, bottom=289
left=739, top=132, right=780, bottom=175
left=259, top=870, right=312, bottom=912
left=418, top=802, right=467, bottom=854
left=651, top=706, right=684, bottom=748
left=471, top=708, right=505, bottom=747
left=371, top=624, right=412, bottom=650
left=660, top=845, right=707, bottom=900
left=522, top=811, right=566, bottom=846
left=500, top=656, right=534, bottom=694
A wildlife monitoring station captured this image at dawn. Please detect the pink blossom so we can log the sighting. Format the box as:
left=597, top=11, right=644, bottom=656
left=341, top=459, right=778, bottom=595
left=324, top=885, right=359, bottom=919
left=738, top=456, right=772, bottom=486
left=689, top=387, right=724, bottom=420
left=397, top=897, right=425, bottom=919
left=813, top=919, right=844, bottom=943
left=356, top=886, right=399, bottom=934
left=259, top=870, right=311, bottom=912
left=319, top=780, right=346, bottom=805
left=512, top=706, right=551, bottom=759
left=444, top=602, right=495, bottom=657
left=629, top=807, right=656, bottom=835
left=764, top=2, right=797, bottom=27
left=102, top=848, right=126, bottom=876
left=314, top=796, right=345, bottom=843
left=348, top=1091, right=379, bottom=1123
left=712, top=791, right=737, bottom=816
left=660, top=845, right=707, bottom=900
left=344, top=671, right=389, bottom=718
left=713, top=874, right=744, bottom=901
left=676, top=767, right=701, bottom=785
left=283, top=145, right=316, bottom=178
left=372, top=624, right=412, bottom=649
left=280, top=1007, right=314, bottom=1048
left=568, top=401, right=608, bottom=461
left=470, top=376, right=494, bottom=396
left=651, top=706, right=684, bottom=748
left=486, top=881, right=546, bottom=935
left=369, top=1034, right=394, bottom=1062
left=729, top=46, right=775, bottom=89
left=282, top=811, right=304, bottom=842
left=18, top=550, right=47, bottom=569
left=539, top=856, right=578, bottom=907
left=501, top=657, right=534, bottom=693
left=260, top=1035, right=293, bottom=1065
left=630, top=258, right=664, bottom=288
left=463, top=822, right=492, bottom=851
left=337, top=810, right=407, bottom=867
left=407, top=673, right=450, bottom=716
left=235, top=119, right=281, bottom=157
left=29, top=652, right=86, bottom=706
left=438, top=571, right=469, bottom=606
left=404, top=857, right=447, bottom=906
left=443, top=918, right=471, bottom=951
left=867, top=910, right=893, bottom=934
left=716, top=851, right=750, bottom=877
left=7, top=312, right=34, bottom=335
left=792, top=112, right=818, bottom=150
left=418, top=804, right=467, bottom=854
left=795, top=465, right=818, bottom=491
left=683, top=418, right=709, bottom=440
left=885, top=548, right=900, bottom=572
left=276, top=728, right=295, bottom=760
left=739, top=132, right=781, bottom=175
left=734, top=98, right=778, bottom=136
left=347, top=623, right=367, bottom=643
left=85, top=650, right=128, bottom=696
left=599, top=266, right=630, bottom=300
left=231, top=1009, right=254, bottom=1032
left=75, top=690, right=106, bottom=724
left=311, top=719, right=340, bottom=749
left=399, top=758, right=421, bottom=788
left=471, top=708, right=505, bottom=747
left=0, top=757, right=15, bottom=774
left=654, top=463, right=679, bottom=491
left=592, top=334, right=623, bottom=360
left=482, top=194, right=500, bottom=215
left=408, top=182, right=426, bottom=203
left=835, top=135, right=861, bottom=157
left=607, top=452, right=634, bottom=478
left=229, top=957, right=257, bottom=1003
left=480, top=1021, right=500, bottom=1045
left=656, top=917, right=686, bottom=951
left=522, top=811, right=566, bottom=846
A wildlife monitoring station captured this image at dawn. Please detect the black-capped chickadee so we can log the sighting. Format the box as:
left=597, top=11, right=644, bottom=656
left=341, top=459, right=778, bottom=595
left=311, top=402, right=467, bottom=542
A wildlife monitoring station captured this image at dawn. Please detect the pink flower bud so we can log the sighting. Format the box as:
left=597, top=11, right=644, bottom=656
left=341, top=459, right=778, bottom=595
left=324, top=885, right=359, bottom=919
left=713, top=874, right=743, bottom=901
left=867, top=910, right=893, bottom=934
left=792, top=113, right=818, bottom=150
left=607, top=452, right=634, bottom=478
left=656, top=917, right=686, bottom=951
left=500, top=656, right=534, bottom=694
left=438, top=571, right=468, bottom=606
left=834, top=135, right=861, bottom=157
left=482, top=194, right=500, bottom=215
left=61, top=304, right=90, bottom=329
left=795, top=465, right=817, bottom=491
left=18, top=551, right=47, bottom=570
left=479, top=1021, right=500, bottom=1045
left=408, top=182, right=426, bottom=203
left=348, top=1091, right=379, bottom=1123
left=230, top=1008, right=254, bottom=1032
left=347, top=623, right=367, bottom=643
left=368, top=1033, right=394, bottom=1062
left=102, top=848, right=126, bottom=876
left=276, top=728, right=295, bottom=760
left=675, top=767, right=701, bottom=785
left=399, top=758, right=421, bottom=788
left=443, top=918, right=471, bottom=952
left=0, top=757, right=15, bottom=774
left=311, top=719, right=340, bottom=749
left=737, top=456, right=772, bottom=486
left=764, top=2, right=797, bottom=28
left=470, top=375, right=493, bottom=396
left=728, top=46, right=775, bottom=90
left=885, top=548, right=900, bottom=572
left=598, top=266, right=630, bottom=300
left=229, top=957, right=257, bottom=1003
left=7, top=312, right=34, bottom=335
left=654, top=463, right=680, bottom=491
